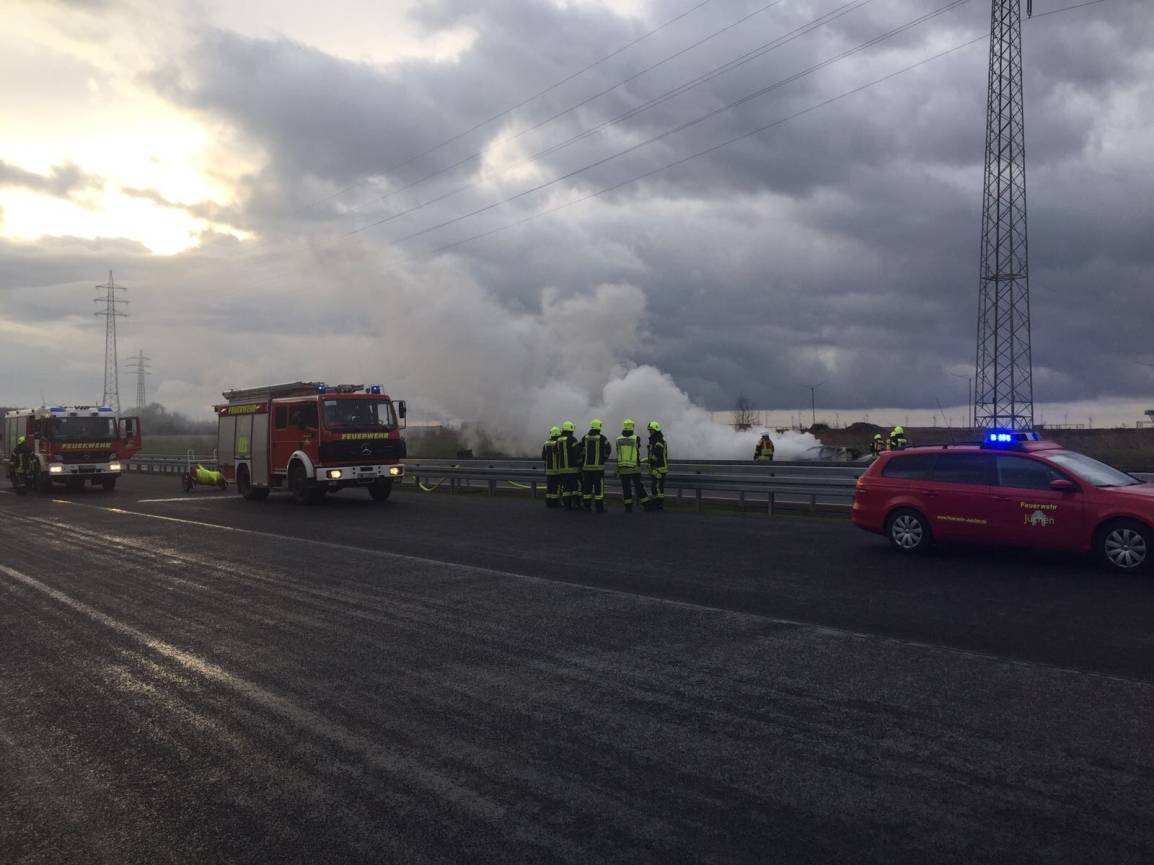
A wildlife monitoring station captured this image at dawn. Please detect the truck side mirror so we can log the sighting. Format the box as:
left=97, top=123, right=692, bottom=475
left=397, top=400, right=407, bottom=420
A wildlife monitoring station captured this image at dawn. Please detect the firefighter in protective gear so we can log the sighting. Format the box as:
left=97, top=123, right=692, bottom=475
left=869, top=433, right=885, bottom=457
left=616, top=419, right=647, bottom=512
left=889, top=426, right=909, bottom=450
left=558, top=420, right=584, bottom=510
left=581, top=419, right=611, bottom=513
left=9, top=434, right=33, bottom=492
left=542, top=426, right=562, bottom=508
left=646, top=421, right=668, bottom=511
left=754, top=433, right=775, bottom=462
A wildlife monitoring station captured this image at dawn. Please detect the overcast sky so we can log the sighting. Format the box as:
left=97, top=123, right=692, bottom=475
left=1, top=0, right=1151, bottom=449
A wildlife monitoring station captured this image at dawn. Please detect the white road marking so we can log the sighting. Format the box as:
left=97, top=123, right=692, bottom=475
left=0, top=561, right=506, bottom=819
left=136, top=497, right=232, bottom=504
left=13, top=498, right=1154, bottom=689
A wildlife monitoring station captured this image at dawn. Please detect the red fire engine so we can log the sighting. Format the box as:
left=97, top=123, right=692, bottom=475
left=216, top=382, right=406, bottom=503
left=2, top=405, right=142, bottom=492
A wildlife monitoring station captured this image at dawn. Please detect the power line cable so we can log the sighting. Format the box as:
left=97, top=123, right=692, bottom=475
left=358, top=0, right=792, bottom=214
left=352, top=0, right=970, bottom=244
left=321, top=0, right=718, bottom=204
left=431, top=34, right=990, bottom=256
left=419, top=0, right=1107, bottom=256
left=1028, top=0, right=1107, bottom=19
left=349, top=0, right=873, bottom=233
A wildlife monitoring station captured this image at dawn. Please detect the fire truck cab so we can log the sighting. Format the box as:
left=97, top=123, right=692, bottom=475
left=2, top=405, right=142, bottom=492
left=216, top=382, right=406, bottom=504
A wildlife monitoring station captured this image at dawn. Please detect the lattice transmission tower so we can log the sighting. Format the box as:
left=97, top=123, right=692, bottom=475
left=974, top=0, right=1034, bottom=430
left=94, top=271, right=129, bottom=413
left=126, top=349, right=151, bottom=411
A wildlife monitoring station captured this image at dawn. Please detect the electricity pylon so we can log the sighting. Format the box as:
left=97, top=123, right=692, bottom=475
left=974, top=0, right=1034, bottom=430
left=94, top=271, right=128, bottom=413
left=126, top=349, right=151, bottom=412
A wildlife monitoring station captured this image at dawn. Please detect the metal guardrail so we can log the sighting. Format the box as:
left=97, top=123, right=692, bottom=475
left=403, top=458, right=864, bottom=513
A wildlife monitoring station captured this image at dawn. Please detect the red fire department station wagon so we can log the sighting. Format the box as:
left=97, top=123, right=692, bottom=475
left=852, top=430, right=1154, bottom=572
left=216, top=382, right=406, bottom=504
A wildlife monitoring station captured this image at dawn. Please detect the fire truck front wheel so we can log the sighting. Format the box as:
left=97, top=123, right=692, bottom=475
left=368, top=479, right=393, bottom=502
left=100, top=476, right=117, bottom=492
left=289, top=463, right=325, bottom=505
left=237, top=465, right=270, bottom=501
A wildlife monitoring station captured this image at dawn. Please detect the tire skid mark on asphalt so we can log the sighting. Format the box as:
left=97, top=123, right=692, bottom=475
left=0, top=562, right=506, bottom=821
left=9, top=513, right=1154, bottom=828
left=0, top=546, right=470, bottom=863
left=17, top=494, right=1154, bottom=690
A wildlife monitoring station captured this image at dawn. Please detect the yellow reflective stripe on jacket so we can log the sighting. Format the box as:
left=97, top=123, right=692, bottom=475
left=583, top=434, right=606, bottom=469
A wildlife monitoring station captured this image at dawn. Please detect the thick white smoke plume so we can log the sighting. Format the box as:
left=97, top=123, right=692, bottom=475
left=322, top=248, right=821, bottom=459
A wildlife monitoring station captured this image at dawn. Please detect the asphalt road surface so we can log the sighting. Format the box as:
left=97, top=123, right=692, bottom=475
left=2, top=475, right=1152, bottom=865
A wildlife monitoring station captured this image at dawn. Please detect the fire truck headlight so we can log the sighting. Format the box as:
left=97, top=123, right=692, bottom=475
left=108, top=463, right=122, bottom=473
left=49, top=465, right=64, bottom=474
left=388, top=466, right=401, bottom=477
left=326, top=469, right=343, bottom=480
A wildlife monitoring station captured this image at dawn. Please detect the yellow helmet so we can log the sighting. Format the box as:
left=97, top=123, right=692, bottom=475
left=647, top=420, right=661, bottom=432
left=549, top=426, right=561, bottom=437
left=17, top=435, right=26, bottom=445
left=873, top=433, right=883, bottom=440
left=562, top=420, right=575, bottom=432
left=622, top=418, right=635, bottom=430
left=893, top=425, right=905, bottom=434
left=590, top=419, right=602, bottom=431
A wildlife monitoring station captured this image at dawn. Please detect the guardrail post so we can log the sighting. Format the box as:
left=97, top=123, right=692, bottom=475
left=488, top=479, right=496, bottom=496
left=810, top=494, right=817, bottom=511
left=739, top=490, right=745, bottom=512
left=768, top=492, right=775, bottom=516
left=531, top=481, right=537, bottom=499
left=695, top=487, right=702, bottom=512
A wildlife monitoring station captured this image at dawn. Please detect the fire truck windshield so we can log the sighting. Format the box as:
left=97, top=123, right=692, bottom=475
left=321, top=399, right=396, bottom=431
left=51, top=417, right=116, bottom=440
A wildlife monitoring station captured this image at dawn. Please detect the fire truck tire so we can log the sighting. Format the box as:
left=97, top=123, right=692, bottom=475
left=289, top=463, right=324, bottom=505
left=368, top=480, right=393, bottom=501
left=100, top=477, right=118, bottom=492
left=237, top=465, right=269, bottom=501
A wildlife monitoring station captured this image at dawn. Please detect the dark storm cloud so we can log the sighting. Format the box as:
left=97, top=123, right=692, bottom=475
left=0, top=159, right=105, bottom=201
left=27, top=0, right=1154, bottom=416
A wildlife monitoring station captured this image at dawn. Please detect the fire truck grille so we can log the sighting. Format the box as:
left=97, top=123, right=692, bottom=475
left=64, top=451, right=116, bottom=463
left=319, top=439, right=406, bottom=463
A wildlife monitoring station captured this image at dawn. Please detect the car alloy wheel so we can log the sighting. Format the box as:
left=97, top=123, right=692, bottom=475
left=891, top=514, right=924, bottom=551
left=1104, top=527, right=1147, bottom=570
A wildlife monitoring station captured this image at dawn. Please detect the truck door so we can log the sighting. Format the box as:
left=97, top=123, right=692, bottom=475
left=991, top=454, right=1084, bottom=549
left=251, top=411, right=270, bottom=486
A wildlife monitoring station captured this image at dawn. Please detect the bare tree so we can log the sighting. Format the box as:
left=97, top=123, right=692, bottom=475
left=733, top=395, right=760, bottom=431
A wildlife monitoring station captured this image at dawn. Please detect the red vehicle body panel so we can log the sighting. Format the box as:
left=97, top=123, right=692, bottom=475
left=852, top=441, right=1154, bottom=555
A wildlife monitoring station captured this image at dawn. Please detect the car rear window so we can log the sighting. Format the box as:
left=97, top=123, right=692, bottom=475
left=932, top=453, right=992, bottom=485
left=881, top=454, right=935, bottom=479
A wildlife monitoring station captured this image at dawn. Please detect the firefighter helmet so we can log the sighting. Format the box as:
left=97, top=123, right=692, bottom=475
left=590, top=419, right=602, bottom=431
left=648, top=421, right=661, bottom=432
left=550, top=426, right=561, bottom=437
left=622, top=418, right=635, bottom=430
left=562, top=420, right=575, bottom=432
left=893, top=426, right=905, bottom=434
left=17, top=435, right=26, bottom=445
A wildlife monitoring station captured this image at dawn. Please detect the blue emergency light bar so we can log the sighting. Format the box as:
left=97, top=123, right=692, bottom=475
left=983, top=429, right=1041, bottom=448
left=369, top=385, right=381, bottom=395
left=317, top=384, right=327, bottom=394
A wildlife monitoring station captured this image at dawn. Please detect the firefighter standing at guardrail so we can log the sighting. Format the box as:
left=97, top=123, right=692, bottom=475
left=888, top=426, right=909, bottom=450
left=542, top=426, right=562, bottom=509
left=580, top=419, right=611, bottom=513
left=869, top=433, right=885, bottom=457
left=754, top=433, right=775, bottom=462
left=616, top=419, right=647, bottom=512
left=646, top=421, right=668, bottom=511
left=558, top=421, right=584, bottom=511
